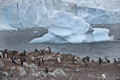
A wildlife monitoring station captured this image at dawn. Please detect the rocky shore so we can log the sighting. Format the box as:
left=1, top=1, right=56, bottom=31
left=0, top=47, right=120, bottom=80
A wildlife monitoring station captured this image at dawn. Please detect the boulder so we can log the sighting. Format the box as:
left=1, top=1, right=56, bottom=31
left=29, top=63, right=38, bottom=70
left=18, top=67, right=27, bottom=76
left=11, top=66, right=16, bottom=71
left=48, top=69, right=66, bottom=77
left=2, top=71, right=9, bottom=76
left=23, top=62, right=29, bottom=67
left=0, top=60, right=4, bottom=68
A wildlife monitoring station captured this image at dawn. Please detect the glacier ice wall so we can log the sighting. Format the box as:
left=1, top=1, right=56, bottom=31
left=0, top=0, right=120, bottom=30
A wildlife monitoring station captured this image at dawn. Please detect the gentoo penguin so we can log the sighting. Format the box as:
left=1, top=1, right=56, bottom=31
left=82, top=58, right=87, bottom=66
left=86, top=56, right=90, bottom=62
left=98, top=57, right=103, bottom=65
left=113, top=58, right=117, bottom=63
left=44, top=67, right=48, bottom=73
left=51, top=56, right=57, bottom=62
left=47, top=47, right=51, bottom=53
left=18, top=57, right=26, bottom=66
left=23, top=50, right=26, bottom=56
left=73, top=55, right=77, bottom=61
left=0, top=52, right=3, bottom=58
left=12, top=51, right=18, bottom=55
left=20, top=50, right=26, bottom=56
left=72, top=55, right=78, bottom=64
left=4, top=53, right=8, bottom=58
left=40, top=57, right=44, bottom=63
left=92, top=59, right=94, bottom=62
left=102, top=73, right=107, bottom=80
left=9, top=57, right=16, bottom=64
left=42, top=45, right=46, bottom=51
left=105, top=58, right=110, bottom=63
left=40, top=50, right=43, bottom=55
left=4, top=49, right=8, bottom=54
left=34, top=49, right=39, bottom=52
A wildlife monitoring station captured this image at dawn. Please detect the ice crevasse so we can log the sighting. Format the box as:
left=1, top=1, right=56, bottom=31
left=30, top=11, right=113, bottom=43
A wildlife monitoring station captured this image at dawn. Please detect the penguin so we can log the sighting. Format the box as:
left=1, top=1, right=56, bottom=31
left=98, top=57, right=103, bottom=65
left=0, top=52, right=3, bottom=58
left=20, top=50, right=26, bottom=56
left=82, top=58, right=87, bottom=66
left=44, top=67, right=48, bottom=73
left=40, top=57, right=44, bottom=63
left=23, top=50, right=26, bottom=56
left=113, top=58, right=117, bottom=63
left=9, top=57, right=16, bottom=64
left=19, top=57, right=26, bottom=66
left=4, top=49, right=8, bottom=54
left=117, top=58, right=120, bottom=63
left=4, top=53, right=8, bottom=58
left=35, top=49, right=39, bottom=52
left=105, top=58, right=110, bottom=63
left=42, top=46, right=46, bottom=51
left=12, top=51, right=18, bottom=56
left=40, top=50, right=43, bottom=55
left=47, top=47, right=51, bottom=53
left=86, top=56, right=90, bottom=62
left=92, top=59, right=94, bottom=62
left=51, top=56, right=57, bottom=62
left=73, top=55, right=77, bottom=61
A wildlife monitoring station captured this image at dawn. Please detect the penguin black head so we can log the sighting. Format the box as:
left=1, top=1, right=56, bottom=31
left=35, top=49, right=39, bottom=52
left=4, top=49, right=8, bottom=53
left=12, top=51, right=18, bottom=55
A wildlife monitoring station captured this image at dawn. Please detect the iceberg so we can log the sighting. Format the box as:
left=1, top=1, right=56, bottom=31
left=30, top=11, right=112, bottom=43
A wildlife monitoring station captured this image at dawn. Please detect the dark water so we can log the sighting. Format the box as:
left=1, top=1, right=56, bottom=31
left=0, top=24, right=120, bottom=61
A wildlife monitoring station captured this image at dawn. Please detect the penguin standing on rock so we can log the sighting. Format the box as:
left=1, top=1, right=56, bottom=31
left=4, top=49, right=8, bottom=54
left=99, top=57, right=103, bottom=65
left=42, top=46, right=46, bottom=51
left=40, top=57, right=44, bottom=63
left=40, top=50, right=44, bottom=55
left=105, top=58, right=110, bottom=63
left=82, top=58, right=87, bottom=66
left=47, top=47, right=51, bottom=53
left=0, top=52, right=3, bottom=58
left=9, top=57, right=16, bottom=64
left=44, top=67, right=48, bottom=73
left=86, top=56, right=90, bottom=62
left=20, top=50, right=26, bottom=56
left=35, top=49, right=39, bottom=52
left=18, top=57, right=26, bottom=66
left=4, top=53, right=8, bottom=58
left=113, top=58, right=117, bottom=63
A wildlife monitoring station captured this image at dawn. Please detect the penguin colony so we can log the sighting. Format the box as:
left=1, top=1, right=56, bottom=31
left=0, top=47, right=120, bottom=67
left=0, top=46, right=120, bottom=79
